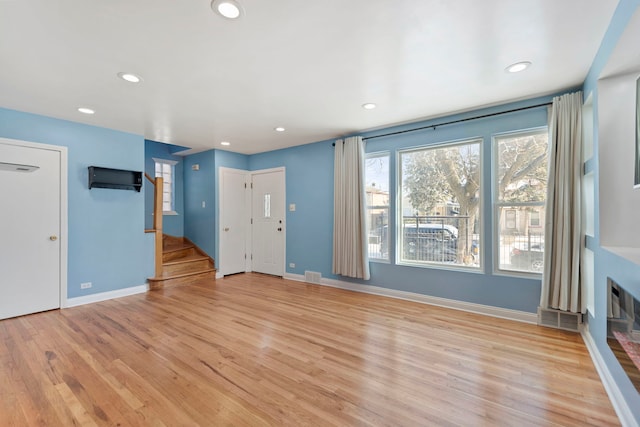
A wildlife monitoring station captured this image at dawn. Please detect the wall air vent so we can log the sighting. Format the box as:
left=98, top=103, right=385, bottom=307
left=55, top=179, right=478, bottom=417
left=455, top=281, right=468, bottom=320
left=304, top=271, right=322, bottom=284
left=88, top=166, right=142, bottom=192
left=537, top=307, right=583, bottom=332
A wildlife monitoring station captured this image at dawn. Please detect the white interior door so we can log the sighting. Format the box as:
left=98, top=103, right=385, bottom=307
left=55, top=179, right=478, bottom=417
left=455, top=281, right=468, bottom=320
left=0, top=141, right=62, bottom=319
left=220, top=167, right=249, bottom=275
left=251, top=168, right=285, bottom=276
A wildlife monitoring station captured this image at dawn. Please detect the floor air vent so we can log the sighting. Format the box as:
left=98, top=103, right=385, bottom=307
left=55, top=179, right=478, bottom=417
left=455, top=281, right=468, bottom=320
left=538, top=307, right=582, bottom=332
left=304, top=271, right=322, bottom=284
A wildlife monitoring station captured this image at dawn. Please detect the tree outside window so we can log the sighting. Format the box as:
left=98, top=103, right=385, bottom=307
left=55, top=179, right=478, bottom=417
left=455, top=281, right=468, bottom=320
left=400, top=139, right=482, bottom=268
left=495, top=129, right=548, bottom=274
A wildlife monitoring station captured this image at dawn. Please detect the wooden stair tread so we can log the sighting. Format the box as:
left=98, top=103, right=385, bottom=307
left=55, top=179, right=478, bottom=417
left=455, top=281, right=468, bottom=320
left=149, top=267, right=216, bottom=281
left=163, top=254, right=209, bottom=266
left=163, top=243, right=195, bottom=253
left=147, top=270, right=215, bottom=290
left=150, top=234, right=216, bottom=290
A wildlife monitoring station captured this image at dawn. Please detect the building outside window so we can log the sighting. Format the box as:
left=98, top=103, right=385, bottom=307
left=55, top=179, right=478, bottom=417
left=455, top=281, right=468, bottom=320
left=153, top=158, right=178, bottom=215
left=365, top=152, right=390, bottom=261
left=494, top=129, right=549, bottom=274
left=399, top=139, right=482, bottom=268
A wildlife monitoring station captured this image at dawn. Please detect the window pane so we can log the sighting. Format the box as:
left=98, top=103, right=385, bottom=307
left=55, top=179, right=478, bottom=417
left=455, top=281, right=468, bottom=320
left=264, top=194, right=271, bottom=218
left=495, top=129, right=548, bottom=274
left=530, top=210, right=540, bottom=226
left=367, top=207, right=389, bottom=259
left=400, top=140, right=481, bottom=267
left=154, top=160, right=176, bottom=213
left=496, top=132, right=548, bottom=203
left=497, top=205, right=545, bottom=272
left=365, top=153, right=389, bottom=260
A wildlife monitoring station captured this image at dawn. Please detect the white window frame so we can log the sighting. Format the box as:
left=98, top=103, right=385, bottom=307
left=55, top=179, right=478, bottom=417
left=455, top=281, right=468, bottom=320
left=153, top=158, right=178, bottom=215
left=397, top=138, right=483, bottom=272
left=492, top=127, right=548, bottom=277
left=365, top=151, right=390, bottom=263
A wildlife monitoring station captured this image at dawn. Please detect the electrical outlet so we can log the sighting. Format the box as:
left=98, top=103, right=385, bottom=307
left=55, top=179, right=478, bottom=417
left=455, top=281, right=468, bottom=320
left=289, top=263, right=295, bottom=268
left=80, top=282, right=92, bottom=289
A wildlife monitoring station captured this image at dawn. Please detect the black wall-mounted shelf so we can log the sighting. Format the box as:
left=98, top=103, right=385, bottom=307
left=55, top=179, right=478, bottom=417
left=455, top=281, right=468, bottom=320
left=88, top=166, right=142, bottom=192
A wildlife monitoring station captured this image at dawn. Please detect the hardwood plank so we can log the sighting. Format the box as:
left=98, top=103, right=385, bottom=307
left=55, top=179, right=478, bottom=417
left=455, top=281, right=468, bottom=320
left=0, top=273, right=620, bottom=426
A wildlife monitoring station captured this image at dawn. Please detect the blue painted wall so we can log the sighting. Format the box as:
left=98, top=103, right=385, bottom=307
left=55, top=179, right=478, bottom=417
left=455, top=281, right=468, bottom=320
left=144, top=139, right=184, bottom=237
left=183, top=148, right=249, bottom=261
left=0, top=107, right=153, bottom=298
left=249, top=97, right=552, bottom=313
left=582, top=0, right=640, bottom=422
left=184, top=150, right=216, bottom=258
left=250, top=140, right=335, bottom=278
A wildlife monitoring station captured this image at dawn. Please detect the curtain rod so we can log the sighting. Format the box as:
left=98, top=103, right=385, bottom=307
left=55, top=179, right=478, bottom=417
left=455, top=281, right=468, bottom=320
left=332, top=102, right=551, bottom=146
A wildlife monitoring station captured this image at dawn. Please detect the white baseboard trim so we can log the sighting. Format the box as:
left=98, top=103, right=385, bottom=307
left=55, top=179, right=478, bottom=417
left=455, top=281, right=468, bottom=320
left=216, top=271, right=224, bottom=279
left=64, top=284, right=149, bottom=308
left=283, top=273, right=537, bottom=324
left=581, top=326, right=636, bottom=427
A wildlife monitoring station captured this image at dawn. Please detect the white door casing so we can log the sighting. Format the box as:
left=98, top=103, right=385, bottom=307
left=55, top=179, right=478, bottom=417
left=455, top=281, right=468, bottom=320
left=219, top=167, right=250, bottom=276
left=251, top=168, right=285, bottom=276
left=0, top=138, right=68, bottom=319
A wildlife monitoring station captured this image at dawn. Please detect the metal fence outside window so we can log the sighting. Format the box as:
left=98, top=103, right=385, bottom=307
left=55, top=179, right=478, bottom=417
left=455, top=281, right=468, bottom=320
left=401, top=216, right=476, bottom=265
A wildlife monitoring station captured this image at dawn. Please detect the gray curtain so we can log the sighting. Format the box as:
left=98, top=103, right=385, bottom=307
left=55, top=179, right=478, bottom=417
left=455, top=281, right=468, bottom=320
left=540, top=91, right=584, bottom=313
left=332, top=136, right=370, bottom=280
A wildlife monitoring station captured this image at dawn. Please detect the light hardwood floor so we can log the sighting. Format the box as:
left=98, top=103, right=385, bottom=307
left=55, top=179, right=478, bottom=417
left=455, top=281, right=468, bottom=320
left=0, top=273, right=619, bottom=426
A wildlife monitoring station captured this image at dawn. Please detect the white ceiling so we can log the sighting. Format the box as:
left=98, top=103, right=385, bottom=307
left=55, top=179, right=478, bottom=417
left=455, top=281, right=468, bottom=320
left=0, top=0, right=619, bottom=155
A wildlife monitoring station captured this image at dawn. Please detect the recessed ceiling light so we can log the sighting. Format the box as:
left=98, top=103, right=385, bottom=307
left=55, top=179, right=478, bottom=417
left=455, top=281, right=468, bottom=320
left=211, top=0, right=242, bottom=19
left=274, top=127, right=285, bottom=132
left=362, top=103, right=377, bottom=110
left=221, top=141, right=231, bottom=146
left=117, top=72, right=143, bottom=83
left=78, top=107, right=95, bottom=115
left=506, top=61, right=532, bottom=73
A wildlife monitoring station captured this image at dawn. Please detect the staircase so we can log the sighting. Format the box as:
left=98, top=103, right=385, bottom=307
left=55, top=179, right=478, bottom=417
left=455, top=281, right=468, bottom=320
left=148, top=235, right=216, bottom=290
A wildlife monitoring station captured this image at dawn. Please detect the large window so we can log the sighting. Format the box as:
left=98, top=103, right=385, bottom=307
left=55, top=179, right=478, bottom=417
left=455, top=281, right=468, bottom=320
left=399, top=139, right=482, bottom=268
left=153, top=158, right=178, bottom=214
left=365, top=152, right=390, bottom=261
left=494, top=129, right=548, bottom=274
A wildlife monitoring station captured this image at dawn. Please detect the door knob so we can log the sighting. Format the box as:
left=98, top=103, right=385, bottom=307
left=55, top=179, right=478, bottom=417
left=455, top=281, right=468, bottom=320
left=49, top=235, right=58, bottom=241
left=224, top=227, right=230, bottom=232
